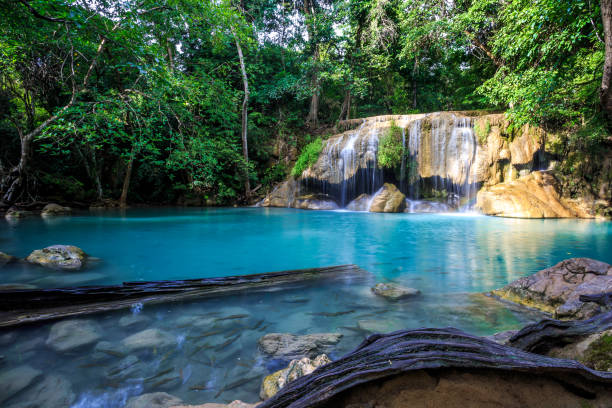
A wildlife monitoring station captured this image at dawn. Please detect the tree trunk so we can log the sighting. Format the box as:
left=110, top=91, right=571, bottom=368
left=119, top=145, right=135, bottom=208
left=338, top=88, right=351, bottom=121
left=303, top=0, right=319, bottom=128
left=601, top=0, right=612, bottom=123
left=233, top=29, right=251, bottom=198
left=412, top=56, right=418, bottom=109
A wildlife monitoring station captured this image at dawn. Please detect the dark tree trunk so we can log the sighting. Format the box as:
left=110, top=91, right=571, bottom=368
left=412, top=56, right=418, bottom=109
left=119, top=145, right=135, bottom=208
left=601, top=0, right=612, bottom=123
left=338, top=88, right=351, bottom=121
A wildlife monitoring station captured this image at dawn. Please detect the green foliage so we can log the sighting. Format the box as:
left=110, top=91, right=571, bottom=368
left=291, top=138, right=323, bottom=177
left=378, top=122, right=404, bottom=169
left=474, top=119, right=491, bottom=144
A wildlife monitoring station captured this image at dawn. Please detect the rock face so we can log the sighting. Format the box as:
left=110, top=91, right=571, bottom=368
left=0, top=365, right=43, bottom=403
left=46, top=319, right=101, bottom=352
left=258, top=333, right=342, bottom=359
left=293, top=194, right=338, bottom=210
left=491, top=258, right=612, bottom=319
left=477, top=171, right=592, bottom=218
left=368, top=184, right=406, bottom=213
left=345, top=194, right=371, bottom=211
left=26, top=245, right=87, bottom=271
left=121, top=328, right=177, bottom=352
left=260, top=354, right=331, bottom=400
left=0, top=252, right=17, bottom=267
left=258, top=180, right=298, bottom=208
left=125, top=392, right=183, bottom=408
left=41, top=203, right=71, bottom=216
left=258, top=327, right=612, bottom=408
left=371, top=282, right=420, bottom=300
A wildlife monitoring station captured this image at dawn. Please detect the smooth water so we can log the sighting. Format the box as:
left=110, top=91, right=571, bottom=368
left=0, top=208, right=611, bottom=407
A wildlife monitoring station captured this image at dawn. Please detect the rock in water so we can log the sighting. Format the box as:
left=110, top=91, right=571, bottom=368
left=26, top=245, right=87, bottom=271
left=259, top=180, right=298, bottom=208
left=346, top=194, right=371, bottom=211
left=46, top=319, right=101, bottom=352
left=0, top=252, right=17, bottom=267
left=170, top=401, right=256, bottom=408
left=119, top=314, right=152, bottom=330
left=121, top=328, right=177, bottom=352
left=293, top=194, right=338, bottom=210
left=476, top=171, right=592, bottom=218
left=369, top=183, right=406, bottom=213
left=258, top=333, right=343, bottom=359
left=0, top=365, right=43, bottom=403
left=41, top=203, right=71, bottom=216
left=5, top=208, right=30, bottom=219
left=371, top=282, right=420, bottom=300
left=6, top=375, right=75, bottom=408
left=261, top=354, right=331, bottom=400
left=491, top=257, right=612, bottom=319
left=125, top=392, right=183, bottom=408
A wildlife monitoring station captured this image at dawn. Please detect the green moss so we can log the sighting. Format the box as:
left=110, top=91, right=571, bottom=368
left=582, top=334, right=612, bottom=371
left=291, top=137, right=323, bottom=177
left=378, top=121, right=404, bottom=169
left=474, top=119, right=491, bottom=145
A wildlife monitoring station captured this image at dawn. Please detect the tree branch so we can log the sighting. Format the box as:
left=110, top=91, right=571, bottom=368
left=17, top=0, right=68, bottom=23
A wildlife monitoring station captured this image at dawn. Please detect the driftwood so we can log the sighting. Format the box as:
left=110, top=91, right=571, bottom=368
left=259, top=327, right=612, bottom=408
left=507, top=311, right=612, bottom=353
left=0, top=264, right=363, bottom=328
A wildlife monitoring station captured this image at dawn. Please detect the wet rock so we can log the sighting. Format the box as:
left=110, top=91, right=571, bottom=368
left=371, top=282, right=420, bottom=300
left=293, top=194, right=338, bottom=210
left=259, top=180, right=298, bottom=208
left=260, top=354, right=331, bottom=400
left=121, top=328, right=177, bottom=352
left=258, top=333, right=342, bottom=359
left=0, top=283, right=37, bottom=290
left=486, top=330, right=518, bottom=345
left=106, top=355, right=143, bottom=380
left=171, top=401, right=256, bottom=408
left=92, top=341, right=127, bottom=360
left=119, top=314, right=152, bottom=330
left=46, top=319, right=101, bottom=352
left=0, top=252, right=17, bottom=267
left=476, top=171, right=592, bottom=218
left=491, top=258, right=612, bottom=319
left=125, top=392, right=183, bottom=408
left=26, top=245, right=87, bottom=271
left=5, top=208, right=31, bottom=219
left=405, top=200, right=452, bottom=213
left=369, top=183, right=406, bottom=213
left=0, top=365, right=43, bottom=403
left=346, top=194, right=371, bottom=211
left=6, top=375, right=75, bottom=408
left=41, top=203, right=71, bottom=216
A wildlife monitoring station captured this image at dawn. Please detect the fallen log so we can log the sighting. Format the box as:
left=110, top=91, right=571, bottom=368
left=0, top=264, right=364, bottom=328
left=259, top=327, right=612, bottom=408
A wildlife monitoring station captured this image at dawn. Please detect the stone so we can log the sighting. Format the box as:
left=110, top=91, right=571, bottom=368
left=41, top=203, right=71, bottom=216
left=369, top=183, right=406, bottom=213
left=125, top=392, right=183, bottom=408
left=46, top=319, right=101, bottom=352
left=0, top=365, right=43, bottom=403
left=486, top=330, right=519, bottom=345
left=491, top=257, right=612, bottom=319
left=476, top=171, right=592, bottom=218
left=0, top=252, right=17, bottom=267
left=371, top=282, right=420, bottom=300
left=405, top=200, right=452, bottom=213
left=5, top=208, right=31, bottom=219
left=106, top=355, right=143, bottom=380
left=119, top=314, right=152, bottom=330
left=92, top=341, right=127, bottom=360
left=171, top=401, right=256, bottom=408
left=6, top=375, right=75, bottom=408
left=346, top=194, right=371, bottom=211
left=547, top=329, right=612, bottom=371
left=121, top=328, right=177, bottom=352
left=261, top=354, right=331, bottom=400
left=26, top=245, right=87, bottom=271
left=293, top=194, right=338, bottom=210
left=259, top=180, right=298, bottom=208
left=258, top=333, right=343, bottom=359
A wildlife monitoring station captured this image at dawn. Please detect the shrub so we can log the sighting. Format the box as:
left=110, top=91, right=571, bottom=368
left=474, top=118, right=491, bottom=145
left=378, top=121, right=404, bottom=169
left=291, top=137, right=323, bottom=177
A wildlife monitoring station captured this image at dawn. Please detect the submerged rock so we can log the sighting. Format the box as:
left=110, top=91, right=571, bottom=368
left=491, top=257, right=612, bottom=319
left=6, top=374, right=75, bottom=408
left=260, top=354, right=331, bottom=400
left=345, top=194, right=371, bottom=211
left=0, top=252, right=17, bottom=267
left=5, top=208, right=31, bottom=219
left=121, top=328, right=177, bottom=352
left=476, top=171, right=592, bottom=218
left=119, top=314, right=152, bottom=330
left=125, top=392, right=183, bottom=408
left=293, top=194, right=338, bottom=210
left=371, top=282, right=420, bottom=300
left=41, top=203, right=71, bottom=216
left=26, top=245, right=87, bottom=271
left=46, top=319, right=101, bottom=352
left=258, top=333, right=342, bottom=359
left=106, top=355, right=144, bottom=380
left=171, top=401, right=256, bottom=408
left=0, top=365, right=43, bottom=403
left=369, top=183, right=406, bottom=213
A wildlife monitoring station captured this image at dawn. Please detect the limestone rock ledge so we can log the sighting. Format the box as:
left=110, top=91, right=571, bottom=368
left=476, top=170, right=593, bottom=218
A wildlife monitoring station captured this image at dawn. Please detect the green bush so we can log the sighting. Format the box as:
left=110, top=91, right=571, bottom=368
left=474, top=119, right=491, bottom=145
left=378, top=122, right=404, bottom=169
left=291, top=137, right=323, bottom=177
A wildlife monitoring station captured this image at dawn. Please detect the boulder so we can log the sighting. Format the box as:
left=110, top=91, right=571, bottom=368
left=293, top=194, right=338, bottom=210
left=258, top=333, right=343, bottom=359
left=125, top=392, right=183, bottom=408
left=369, top=183, right=406, bottom=213
left=260, top=354, right=331, bottom=400
left=0, top=365, right=43, bottom=403
left=41, top=203, right=71, bottom=216
left=121, top=328, right=177, bottom=352
left=491, top=258, right=612, bottom=319
left=46, top=319, right=101, bottom=352
left=259, top=180, right=298, bottom=208
left=346, top=194, right=371, bottom=211
left=118, top=314, right=152, bottom=330
left=0, top=252, right=17, bottom=267
left=5, top=208, right=31, bottom=219
left=26, top=245, right=87, bottom=271
left=6, top=375, right=75, bottom=408
left=371, top=282, right=420, bottom=300
left=476, top=171, right=592, bottom=218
